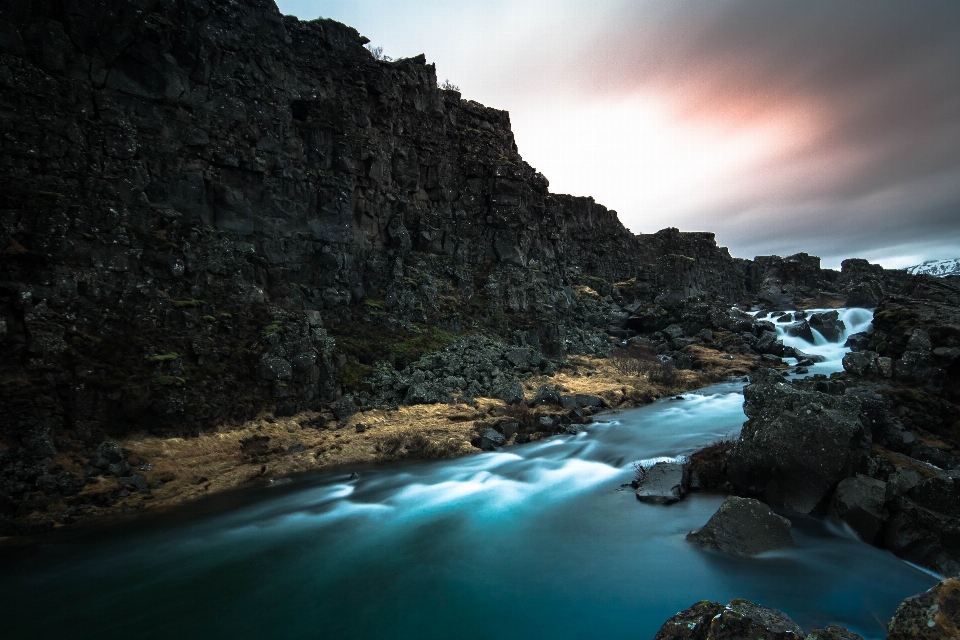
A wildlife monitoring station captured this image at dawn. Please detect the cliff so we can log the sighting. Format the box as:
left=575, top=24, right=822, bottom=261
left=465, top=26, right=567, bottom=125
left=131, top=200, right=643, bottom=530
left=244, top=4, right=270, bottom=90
left=0, top=0, right=909, bottom=529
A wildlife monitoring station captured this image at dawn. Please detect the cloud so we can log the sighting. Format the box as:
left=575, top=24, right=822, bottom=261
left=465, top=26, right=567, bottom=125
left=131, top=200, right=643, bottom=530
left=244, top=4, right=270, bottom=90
left=277, top=1, right=960, bottom=267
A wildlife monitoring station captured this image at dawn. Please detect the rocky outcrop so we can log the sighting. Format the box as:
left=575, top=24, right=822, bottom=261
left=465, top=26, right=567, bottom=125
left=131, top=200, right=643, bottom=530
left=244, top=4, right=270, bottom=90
left=652, top=582, right=960, bottom=640
left=886, top=578, right=960, bottom=640
left=653, top=599, right=807, bottom=640
left=728, top=369, right=869, bottom=513
left=686, top=496, right=794, bottom=555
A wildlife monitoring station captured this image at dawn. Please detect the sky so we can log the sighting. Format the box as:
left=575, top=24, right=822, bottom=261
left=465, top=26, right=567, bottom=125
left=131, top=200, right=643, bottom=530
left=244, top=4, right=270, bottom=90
left=275, top=1, right=960, bottom=270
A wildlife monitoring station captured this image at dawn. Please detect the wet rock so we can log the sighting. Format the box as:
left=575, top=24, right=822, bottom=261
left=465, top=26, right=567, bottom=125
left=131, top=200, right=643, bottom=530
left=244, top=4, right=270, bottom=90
left=806, top=625, right=864, bottom=640
left=793, top=349, right=826, bottom=364
left=480, top=428, right=506, bottom=451
left=808, top=311, right=846, bottom=342
left=728, top=368, right=868, bottom=514
left=653, top=600, right=725, bottom=640
left=828, top=474, right=886, bottom=542
left=654, top=598, right=806, bottom=640
left=636, top=460, right=689, bottom=505
left=886, top=578, right=960, bottom=640
left=786, top=321, right=816, bottom=343
left=686, top=496, right=795, bottom=555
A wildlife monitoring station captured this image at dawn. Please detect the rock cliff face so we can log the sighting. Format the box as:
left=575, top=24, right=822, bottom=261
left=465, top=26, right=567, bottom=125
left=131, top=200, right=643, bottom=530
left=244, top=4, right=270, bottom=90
left=0, top=0, right=910, bottom=528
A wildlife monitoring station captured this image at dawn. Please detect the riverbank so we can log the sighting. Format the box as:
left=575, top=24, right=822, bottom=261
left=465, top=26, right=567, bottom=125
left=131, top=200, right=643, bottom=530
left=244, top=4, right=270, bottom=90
left=0, top=348, right=766, bottom=538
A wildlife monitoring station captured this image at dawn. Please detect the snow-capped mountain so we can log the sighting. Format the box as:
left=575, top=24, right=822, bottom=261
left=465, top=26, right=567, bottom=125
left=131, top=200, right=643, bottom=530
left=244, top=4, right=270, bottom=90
left=905, top=258, right=960, bottom=277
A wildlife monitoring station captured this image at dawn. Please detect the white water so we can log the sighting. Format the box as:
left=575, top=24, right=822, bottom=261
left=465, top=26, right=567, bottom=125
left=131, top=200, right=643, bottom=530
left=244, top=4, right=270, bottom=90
left=0, top=308, right=936, bottom=640
left=758, top=307, right=874, bottom=374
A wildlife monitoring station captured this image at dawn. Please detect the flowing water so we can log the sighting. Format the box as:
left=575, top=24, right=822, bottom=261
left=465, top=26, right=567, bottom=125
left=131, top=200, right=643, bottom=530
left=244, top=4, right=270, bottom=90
left=0, top=308, right=937, bottom=639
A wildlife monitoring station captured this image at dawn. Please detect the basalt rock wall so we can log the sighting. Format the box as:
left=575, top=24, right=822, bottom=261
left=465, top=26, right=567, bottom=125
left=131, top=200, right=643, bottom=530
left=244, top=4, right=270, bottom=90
left=0, top=0, right=897, bottom=485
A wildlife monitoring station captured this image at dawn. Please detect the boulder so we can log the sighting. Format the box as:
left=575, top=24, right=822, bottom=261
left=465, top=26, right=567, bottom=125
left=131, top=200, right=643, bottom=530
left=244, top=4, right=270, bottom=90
left=874, top=356, right=893, bottom=378
left=755, top=330, right=780, bottom=353
left=653, top=600, right=725, bottom=640
left=574, top=394, right=605, bottom=409
left=808, top=311, right=846, bottom=342
left=529, top=384, right=560, bottom=406
left=886, top=578, right=960, bottom=640
left=909, top=476, right=960, bottom=518
left=686, top=496, right=795, bottom=555
left=636, top=460, right=689, bottom=505
left=785, top=320, right=816, bottom=343
left=843, top=332, right=872, bottom=352
left=827, top=474, right=886, bottom=542
left=490, top=379, right=524, bottom=404
left=842, top=351, right=877, bottom=377
left=792, top=348, right=826, bottom=364
left=806, top=625, right=864, bottom=640
left=479, top=429, right=506, bottom=451
left=662, top=324, right=685, bottom=341
left=117, top=474, right=149, bottom=492
left=654, top=599, right=806, bottom=640
left=728, top=369, right=869, bottom=514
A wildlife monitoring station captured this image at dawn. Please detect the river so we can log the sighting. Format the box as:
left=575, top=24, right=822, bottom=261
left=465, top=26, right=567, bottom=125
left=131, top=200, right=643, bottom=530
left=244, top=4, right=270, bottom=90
left=0, top=308, right=938, bottom=639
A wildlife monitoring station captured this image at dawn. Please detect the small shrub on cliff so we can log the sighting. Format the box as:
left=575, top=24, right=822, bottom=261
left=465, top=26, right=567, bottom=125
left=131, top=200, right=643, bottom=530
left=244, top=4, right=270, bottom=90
left=366, top=45, right=392, bottom=61
left=439, top=79, right=459, bottom=91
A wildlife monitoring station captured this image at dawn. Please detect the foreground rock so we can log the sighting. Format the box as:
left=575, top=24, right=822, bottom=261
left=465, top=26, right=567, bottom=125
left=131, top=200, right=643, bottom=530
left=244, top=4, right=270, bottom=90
left=653, top=580, right=960, bottom=640
left=806, top=626, right=865, bottom=640
left=828, top=474, right=885, bottom=543
left=686, top=496, right=794, bottom=555
left=728, top=369, right=869, bottom=514
left=887, top=578, right=960, bottom=639
left=653, top=599, right=807, bottom=640
left=636, top=461, right=689, bottom=505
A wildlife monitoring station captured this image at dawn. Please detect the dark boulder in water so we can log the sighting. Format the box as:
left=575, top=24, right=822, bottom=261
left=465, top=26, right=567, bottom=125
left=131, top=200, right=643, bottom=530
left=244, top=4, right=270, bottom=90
left=635, top=460, right=689, bottom=505
left=827, top=474, right=886, bottom=543
left=809, top=310, right=846, bottom=342
left=653, top=598, right=806, bottom=640
left=806, top=625, right=864, bottom=640
left=785, top=320, right=816, bottom=343
left=886, top=578, right=960, bottom=640
left=686, top=496, right=794, bottom=556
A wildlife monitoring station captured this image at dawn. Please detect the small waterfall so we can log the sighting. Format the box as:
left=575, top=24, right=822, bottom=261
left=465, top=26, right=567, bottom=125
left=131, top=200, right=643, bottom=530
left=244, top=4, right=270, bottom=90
left=758, top=307, right=874, bottom=373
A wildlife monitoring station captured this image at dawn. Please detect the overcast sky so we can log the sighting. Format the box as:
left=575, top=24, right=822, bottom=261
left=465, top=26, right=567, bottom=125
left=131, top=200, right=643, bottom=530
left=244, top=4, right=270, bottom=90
left=276, top=1, right=960, bottom=269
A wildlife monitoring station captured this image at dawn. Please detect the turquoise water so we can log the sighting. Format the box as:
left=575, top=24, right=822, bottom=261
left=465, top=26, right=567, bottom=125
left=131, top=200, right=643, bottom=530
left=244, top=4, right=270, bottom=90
left=0, top=309, right=937, bottom=639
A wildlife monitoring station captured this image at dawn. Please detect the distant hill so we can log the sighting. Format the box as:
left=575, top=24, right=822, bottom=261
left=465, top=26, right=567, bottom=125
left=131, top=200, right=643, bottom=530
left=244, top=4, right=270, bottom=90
left=905, top=258, right=960, bottom=277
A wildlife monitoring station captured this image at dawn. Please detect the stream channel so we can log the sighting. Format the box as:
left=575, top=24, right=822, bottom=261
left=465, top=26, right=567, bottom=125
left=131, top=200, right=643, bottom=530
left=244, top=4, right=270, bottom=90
left=0, top=309, right=939, bottom=639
